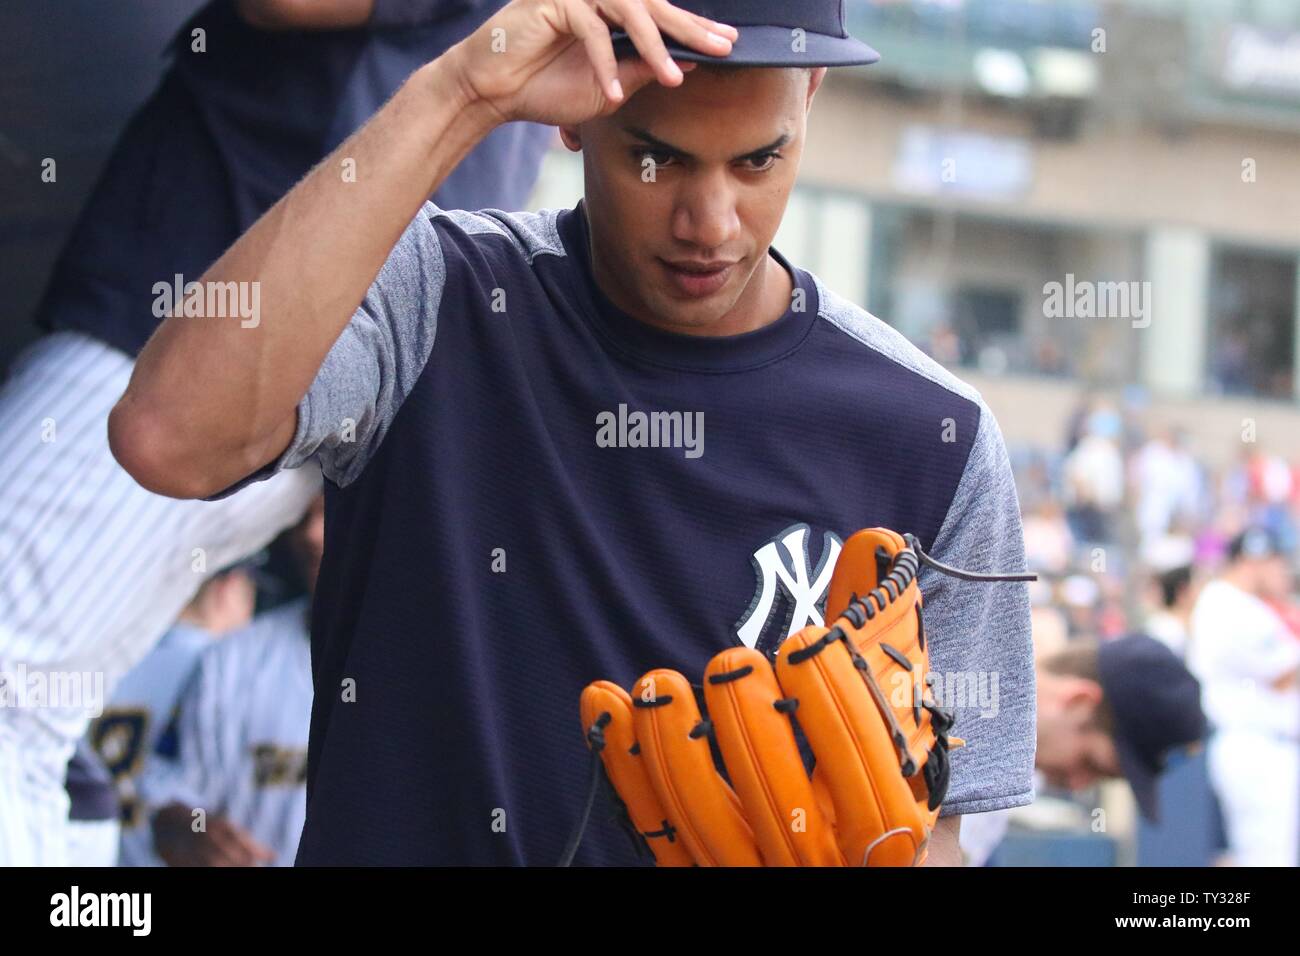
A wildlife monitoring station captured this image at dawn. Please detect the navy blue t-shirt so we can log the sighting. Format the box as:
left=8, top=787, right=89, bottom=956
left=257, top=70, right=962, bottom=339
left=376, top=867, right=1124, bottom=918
left=35, top=0, right=551, bottom=357
left=226, top=201, right=1036, bottom=865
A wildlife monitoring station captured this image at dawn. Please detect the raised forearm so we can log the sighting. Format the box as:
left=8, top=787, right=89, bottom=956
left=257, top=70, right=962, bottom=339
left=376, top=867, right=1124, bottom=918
left=111, top=54, right=497, bottom=498
left=113, top=0, right=736, bottom=498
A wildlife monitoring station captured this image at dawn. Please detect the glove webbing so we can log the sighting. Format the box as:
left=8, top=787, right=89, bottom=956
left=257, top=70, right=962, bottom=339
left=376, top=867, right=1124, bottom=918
left=559, top=535, right=1035, bottom=865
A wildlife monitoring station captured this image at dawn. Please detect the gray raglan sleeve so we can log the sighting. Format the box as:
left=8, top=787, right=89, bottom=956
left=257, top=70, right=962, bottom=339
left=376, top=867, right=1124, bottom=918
left=205, top=208, right=446, bottom=499
left=920, top=400, right=1036, bottom=817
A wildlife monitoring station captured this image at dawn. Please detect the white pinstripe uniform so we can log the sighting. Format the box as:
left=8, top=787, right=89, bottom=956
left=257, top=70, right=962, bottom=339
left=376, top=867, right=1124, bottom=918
left=139, top=599, right=312, bottom=868
left=88, top=622, right=218, bottom=866
left=0, top=331, right=320, bottom=865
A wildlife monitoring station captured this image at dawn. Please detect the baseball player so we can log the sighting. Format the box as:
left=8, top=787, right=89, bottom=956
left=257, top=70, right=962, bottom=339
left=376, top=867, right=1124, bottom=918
left=112, top=0, right=1036, bottom=865
left=1188, top=528, right=1300, bottom=866
left=144, top=496, right=323, bottom=868
left=85, top=565, right=256, bottom=866
left=0, top=0, right=551, bottom=865
left=959, top=635, right=1207, bottom=866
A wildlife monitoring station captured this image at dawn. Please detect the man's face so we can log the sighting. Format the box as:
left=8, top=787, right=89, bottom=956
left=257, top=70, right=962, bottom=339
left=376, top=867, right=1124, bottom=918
left=1036, top=683, right=1122, bottom=791
left=564, top=66, right=822, bottom=333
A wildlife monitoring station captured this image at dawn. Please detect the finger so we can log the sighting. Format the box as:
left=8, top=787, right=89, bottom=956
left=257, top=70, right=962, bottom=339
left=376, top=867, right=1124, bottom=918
left=567, top=0, right=625, bottom=102
left=208, top=825, right=257, bottom=867
left=232, top=829, right=276, bottom=864
left=688, top=10, right=738, bottom=41
left=775, top=625, right=929, bottom=866
left=579, top=681, right=694, bottom=866
left=599, top=0, right=683, bottom=86
left=631, top=668, right=761, bottom=866
left=211, top=818, right=275, bottom=866
left=647, top=0, right=737, bottom=57
left=703, top=647, right=843, bottom=866
left=202, top=829, right=251, bottom=867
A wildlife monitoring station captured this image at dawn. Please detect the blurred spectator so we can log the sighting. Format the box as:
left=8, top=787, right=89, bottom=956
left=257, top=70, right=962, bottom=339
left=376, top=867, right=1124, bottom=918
left=1021, top=500, right=1074, bottom=577
left=927, top=322, right=961, bottom=366
left=1188, top=528, right=1300, bottom=866
left=1028, top=579, right=1069, bottom=661
left=1209, top=328, right=1252, bottom=396
left=1131, top=427, right=1203, bottom=548
left=1142, top=564, right=1198, bottom=659
left=1032, top=338, right=1067, bottom=377
left=1061, top=405, right=1125, bottom=545
left=1059, top=574, right=1101, bottom=640
left=85, top=565, right=257, bottom=866
left=148, top=496, right=323, bottom=867
left=1237, top=449, right=1298, bottom=548
left=1062, top=393, right=1100, bottom=454
left=961, top=636, right=1205, bottom=866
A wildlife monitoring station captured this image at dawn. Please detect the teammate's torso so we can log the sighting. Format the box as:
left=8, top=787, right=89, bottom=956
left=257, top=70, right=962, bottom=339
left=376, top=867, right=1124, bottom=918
left=207, top=600, right=313, bottom=868
left=1189, top=580, right=1300, bottom=738
left=87, top=624, right=213, bottom=865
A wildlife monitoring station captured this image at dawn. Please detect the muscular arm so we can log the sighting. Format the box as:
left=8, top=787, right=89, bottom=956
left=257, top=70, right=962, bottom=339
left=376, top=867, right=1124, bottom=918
left=110, top=0, right=732, bottom=500
left=235, top=0, right=376, bottom=31
left=109, top=56, right=495, bottom=499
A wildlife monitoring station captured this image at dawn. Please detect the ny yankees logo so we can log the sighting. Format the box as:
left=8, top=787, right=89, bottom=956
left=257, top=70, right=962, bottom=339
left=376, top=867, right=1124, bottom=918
left=734, top=524, right=843, bottom=654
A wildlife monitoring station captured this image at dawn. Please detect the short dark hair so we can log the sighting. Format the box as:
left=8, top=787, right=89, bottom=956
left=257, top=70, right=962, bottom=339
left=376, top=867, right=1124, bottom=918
left=1040, top=640, right=1117, bottom=735
left=1156, top=565, right=1192, bottom=608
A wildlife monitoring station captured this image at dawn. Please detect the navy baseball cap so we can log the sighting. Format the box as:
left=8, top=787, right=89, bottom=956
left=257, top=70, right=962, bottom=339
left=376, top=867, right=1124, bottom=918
left=1097, top=635, right=1207, bottom=822
left=612, top=0, right=881, bottom=68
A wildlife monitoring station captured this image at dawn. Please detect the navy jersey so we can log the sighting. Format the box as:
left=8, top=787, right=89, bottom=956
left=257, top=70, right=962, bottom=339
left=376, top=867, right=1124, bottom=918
left=35, top=0, right=551, bottom=357
left=221, top=201, right=1036, bottom=865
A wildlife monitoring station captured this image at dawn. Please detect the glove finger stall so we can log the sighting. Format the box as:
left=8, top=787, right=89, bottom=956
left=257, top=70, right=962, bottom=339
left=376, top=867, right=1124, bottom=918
left=632, top=668, right=761, bottom=866
left=579, top=681, right=694, bottom=867
left=703, top=647, right=843, bottom=866
left=776, top=626, right=928, bottom=866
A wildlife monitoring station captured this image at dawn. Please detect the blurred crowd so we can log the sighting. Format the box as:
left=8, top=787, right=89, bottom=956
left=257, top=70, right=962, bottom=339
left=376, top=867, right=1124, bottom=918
left=1015, top=395, right=1300, bottom=648
left=1001, top=394, right=1300, bottom=866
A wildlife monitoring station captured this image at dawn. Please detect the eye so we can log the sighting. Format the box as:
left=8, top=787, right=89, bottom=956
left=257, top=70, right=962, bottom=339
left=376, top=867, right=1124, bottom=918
left=741, top=151, right=781, bottom=172
left=636, top=149, right=676, bottom=169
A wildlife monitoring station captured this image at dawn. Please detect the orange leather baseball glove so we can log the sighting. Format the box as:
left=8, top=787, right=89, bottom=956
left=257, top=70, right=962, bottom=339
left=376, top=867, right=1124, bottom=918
left=562, top=528, right=1033, bottom=867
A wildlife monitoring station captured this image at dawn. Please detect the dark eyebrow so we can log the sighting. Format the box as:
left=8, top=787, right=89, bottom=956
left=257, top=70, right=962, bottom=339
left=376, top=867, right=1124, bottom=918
left=623, top=126, right=792, bottom=163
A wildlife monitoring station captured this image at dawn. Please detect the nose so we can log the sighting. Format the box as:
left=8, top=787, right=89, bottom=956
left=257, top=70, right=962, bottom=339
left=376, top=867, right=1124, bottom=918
left=670, top=170, right=740, bottom=252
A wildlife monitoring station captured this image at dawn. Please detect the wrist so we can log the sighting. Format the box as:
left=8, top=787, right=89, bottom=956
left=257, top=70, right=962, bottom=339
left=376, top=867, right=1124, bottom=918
left=423, top=44, right=508, bottom=132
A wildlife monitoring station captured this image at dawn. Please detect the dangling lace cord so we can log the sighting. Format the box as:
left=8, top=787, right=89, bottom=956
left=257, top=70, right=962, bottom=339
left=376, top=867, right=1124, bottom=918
left=558, top=713, right=610, bottom=867
left=904, top=533, right=1037, bottom=583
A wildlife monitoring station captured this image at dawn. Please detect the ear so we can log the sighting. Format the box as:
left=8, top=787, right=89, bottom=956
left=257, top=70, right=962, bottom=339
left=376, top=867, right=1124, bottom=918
left=806, top=67, right=828, bottom=104
left=1062, top=677, right=1105, bottom=714
left=558, top=125, right=582, bottom=152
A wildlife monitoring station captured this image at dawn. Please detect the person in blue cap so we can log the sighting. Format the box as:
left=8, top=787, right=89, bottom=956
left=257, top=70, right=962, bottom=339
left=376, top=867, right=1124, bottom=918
left=961, top=634, right=1207, bottom=866
left=111, top=0, right=1038, bottom=865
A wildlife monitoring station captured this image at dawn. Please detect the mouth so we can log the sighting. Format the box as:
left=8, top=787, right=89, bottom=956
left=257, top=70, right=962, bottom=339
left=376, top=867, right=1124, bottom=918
left=658, top=257, right=738, bottom=299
